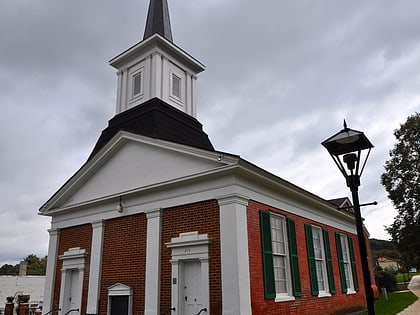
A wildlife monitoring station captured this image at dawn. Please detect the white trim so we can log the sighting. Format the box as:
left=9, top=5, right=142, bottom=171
left=166, top=232, right=211, bottom=315
left=150, top=52, right=162, bottom=99
left=59, top=248, right=86, bottom=315
left=108, top=283, right=133, bottom=315
left=45, top=175, right=357, bottom=239
left=40, top=132, right=356, bottom=236
left=270, top=213, right=294, bottom=300
left=218, top=195, right=252, bottom=315
left=339, top=234, right=357, bottom=294
left=144, top=209, right=162, bottom=315
left=116, top=71, right=123, bottom=114
left=87, top=221, right=104, bottom=314
left=168, top=62, right=185, bottom=107
left=311, top=225, right=331, bottom=296
left=274, top=296, right=295, bottom=302
left=43, top=229, right=60, bottom=314
left=109, top=34, right=205, bottom=73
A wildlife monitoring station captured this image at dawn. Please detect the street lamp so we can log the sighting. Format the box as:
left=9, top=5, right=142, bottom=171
left=322, top=120, right=375, bottom=315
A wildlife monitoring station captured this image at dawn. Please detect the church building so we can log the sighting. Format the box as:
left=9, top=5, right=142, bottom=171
left=40, top=1, right=370, bottom=314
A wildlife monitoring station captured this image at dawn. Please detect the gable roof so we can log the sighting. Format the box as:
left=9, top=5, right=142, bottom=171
left=328, top=197, right=350, bottom=208
left=40, top=131, right=232, bottom=213
left=328, top=197, right=355, bottom=214
left=88, top=97, right=214, bottom=161
left=143, top=0, right=173, bottom=42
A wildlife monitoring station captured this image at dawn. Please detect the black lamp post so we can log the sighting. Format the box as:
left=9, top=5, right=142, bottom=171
left=322, top=120, right=375, bottom=315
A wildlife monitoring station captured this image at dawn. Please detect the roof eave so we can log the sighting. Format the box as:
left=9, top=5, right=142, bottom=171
left=109, top=34, right=205, bottom=72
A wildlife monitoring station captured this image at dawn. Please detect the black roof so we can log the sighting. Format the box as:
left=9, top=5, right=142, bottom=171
left=143, top=0, right=173, bottom=42
left=88, top=98, right=214, bottom=160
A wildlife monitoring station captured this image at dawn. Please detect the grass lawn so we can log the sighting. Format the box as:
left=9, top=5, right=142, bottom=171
left=360, top=291, right=418, bottom=315
left=396, top=272, right=420, bottom=284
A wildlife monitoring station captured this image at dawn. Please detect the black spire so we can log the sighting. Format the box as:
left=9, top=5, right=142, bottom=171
left=143, top=0, right=173, bottom=42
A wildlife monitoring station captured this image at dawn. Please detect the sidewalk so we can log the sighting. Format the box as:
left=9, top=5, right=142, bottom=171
left=397, top=276, right=420, bottom=315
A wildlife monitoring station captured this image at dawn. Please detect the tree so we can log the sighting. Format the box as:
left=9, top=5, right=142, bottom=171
left=0, top=254, right=47, bottom=275
left=0, top=263, right=19, bottom=275
left=24, top=254, right=47, bottom=275
left=381, top=112, right=420, bottom=268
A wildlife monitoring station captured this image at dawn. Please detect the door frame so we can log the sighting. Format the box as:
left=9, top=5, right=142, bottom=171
left=166, top=232, right=210, bottom=315
left=59, top=247, right=86, bottom=315
left=107, top=283, right=133, bottom=315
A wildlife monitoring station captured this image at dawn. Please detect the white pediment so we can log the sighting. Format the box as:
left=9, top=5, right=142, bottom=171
left=108, top=283, right=132, bottom=296
left=42, top=132, right=234, bottom=211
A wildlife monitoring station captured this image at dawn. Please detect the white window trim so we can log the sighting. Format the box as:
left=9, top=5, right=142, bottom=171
left=107, top=283, right=133, bottom=315
left=171, top=74, right=181, bottom=100
left=311, top=225, right=331, bottom=297
left=132, top=72, right=142, bottom=97
left=128, top=65, right=145, bottom=105
left=339, top=234, right=357, bottom=295
left=270, top=213, right=295, bottom=302
left=168, top=63, right=185, bottom=107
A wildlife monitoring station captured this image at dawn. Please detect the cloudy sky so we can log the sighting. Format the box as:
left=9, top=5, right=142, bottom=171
left=1, top=0, right=419, bottom=266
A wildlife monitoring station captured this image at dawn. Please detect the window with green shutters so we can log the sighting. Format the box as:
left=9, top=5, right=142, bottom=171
left=335, top=233, right=359, bottom=293
left=305, top=225, right=335, bottom=297
left=260, top=210, right=301, bottom=301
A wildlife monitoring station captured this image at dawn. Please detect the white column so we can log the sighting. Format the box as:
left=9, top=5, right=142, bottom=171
left=170, top=260, right=179, bottom=315
left=43, top=228, right=60, bottom=315
left=218, top=195, right=252, bottom=315
left=115, top=70, right=123, bottom=114
left=161, top=56, right=169, bottom=102
left=120, top=70, right=128, bottom=112
left=150, top=52, right=162, bottom=99
left=191, top=75, right=197, bottom=118
left=144, top=209, right=162, bottom=315
left=186, top=73, right=192, bottom=116
left=86, top=221, right=104, bottom=314
left=200, top=257, right=210, bottom=314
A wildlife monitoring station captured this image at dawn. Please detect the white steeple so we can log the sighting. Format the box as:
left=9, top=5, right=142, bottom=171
left=109, top=0, right=205, bottom=117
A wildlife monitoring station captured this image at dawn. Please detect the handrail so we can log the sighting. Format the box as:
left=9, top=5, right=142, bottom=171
left=43, top=309, right=61, bottom=315
left=195, top=308, right=207, bottom=315
left=63, top=309, right=79, bottom=315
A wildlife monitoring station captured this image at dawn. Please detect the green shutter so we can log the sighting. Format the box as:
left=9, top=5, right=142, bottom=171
left=260, top=210, right=275, bottom=299
left=348, top=237, right=359, bottom=291
left=305, top=224, right=319, bottom=296
left=287, top=218, right=302, bottom=297
left=323, top=229, right=335, bottom=294
left=335, top=233, right=347, bottom=293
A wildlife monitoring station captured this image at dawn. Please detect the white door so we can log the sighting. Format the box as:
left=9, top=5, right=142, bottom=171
left=181, top=260, right=202, bottom=315
left=63, top=270, right=80, bottom=315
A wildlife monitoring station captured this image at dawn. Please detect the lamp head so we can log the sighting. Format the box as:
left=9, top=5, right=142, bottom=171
left=321, top=121, right=373, bottom=156
left=321, top=121, right=374, bottom=182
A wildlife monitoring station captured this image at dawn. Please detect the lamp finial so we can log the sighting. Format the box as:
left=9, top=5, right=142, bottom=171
left=343, top=119, right=348, bottom=129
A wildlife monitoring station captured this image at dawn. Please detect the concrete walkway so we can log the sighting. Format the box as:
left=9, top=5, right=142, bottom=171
left=397, top=276, right=420, bottom=315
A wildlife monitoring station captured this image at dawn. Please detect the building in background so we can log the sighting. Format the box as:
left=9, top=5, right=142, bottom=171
left=39, top=1, right=373, bottom=314
left=0, top=275, right=45, bottom=314
left=377, top=257, right=400, bottom=272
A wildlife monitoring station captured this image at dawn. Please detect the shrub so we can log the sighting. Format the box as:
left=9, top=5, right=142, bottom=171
left=376, top=269, right=397, bottom=291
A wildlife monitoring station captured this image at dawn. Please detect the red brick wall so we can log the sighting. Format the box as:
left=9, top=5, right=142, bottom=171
left=247, top=200, right=366, bottom=315
left=99, top=213, right=147, bottom=315
left=160, top=200, right=222, bottom=315
left=53, top=224, right=93, bottom=314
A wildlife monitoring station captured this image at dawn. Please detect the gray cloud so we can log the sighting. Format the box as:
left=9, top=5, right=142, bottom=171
left=0, top=0, right=419, bottom=265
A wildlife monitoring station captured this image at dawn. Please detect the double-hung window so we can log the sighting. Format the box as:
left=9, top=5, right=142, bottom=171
left=305, top=225, right=335, bottom=296
left=260, top=210, right=301, bottom=301
left=336, top=233, right=359, bottom=294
